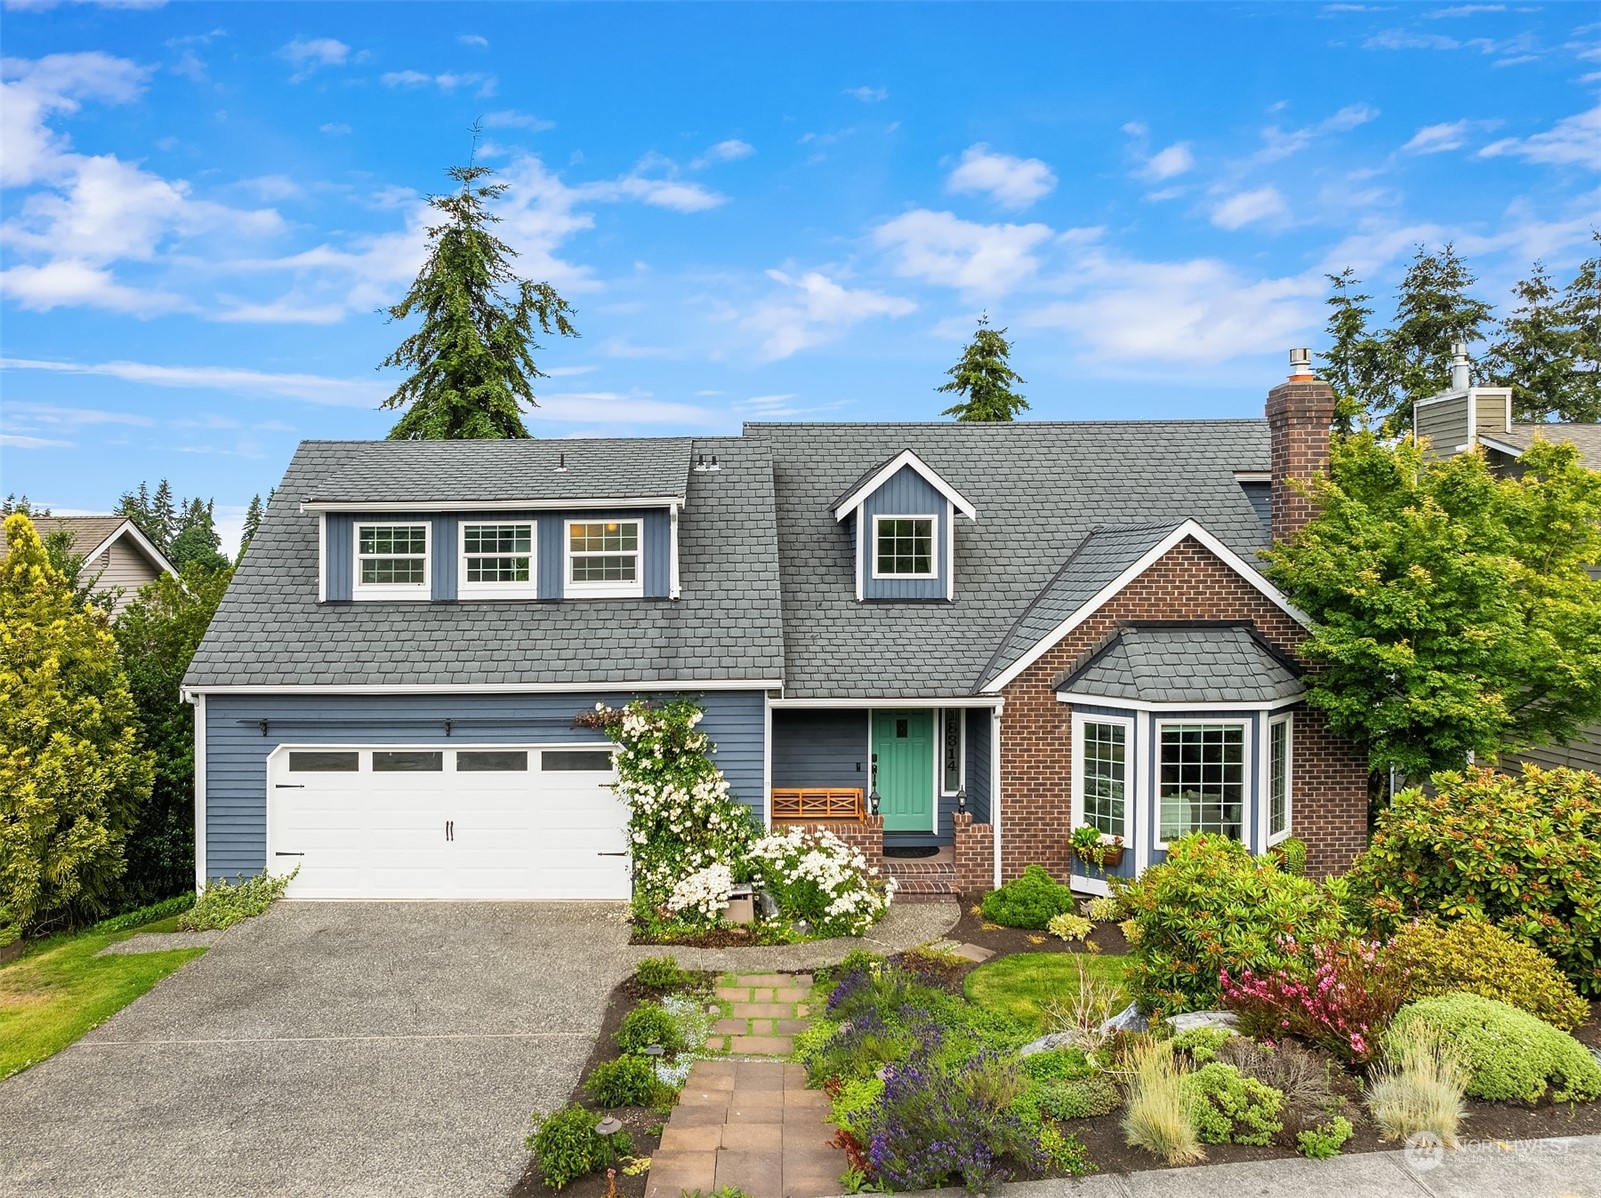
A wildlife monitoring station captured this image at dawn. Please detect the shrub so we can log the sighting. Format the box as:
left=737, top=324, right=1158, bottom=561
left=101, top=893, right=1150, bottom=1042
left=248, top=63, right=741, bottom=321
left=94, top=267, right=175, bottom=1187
left=1032, top=1073, right=1121, bottom=1119
left=1221, top=938, right=1410, bottom=1064
left=585, top=1056, right=664, bottom=1107
left=1274, top=837, right=1309, bottom=877
left=1297, top=1116, right=1353, bottom=1160
left=1047, top=913, right=1093, bottom=942
left=616, top=1001, right=685, bottom=1055
left=1215, top=1038, right=1334, bottom=1132
left=178, top=869, right=296, bottom=931
left=1389, top=918, right=1588, bottom=1031
left=1346, top=765, right=1601, bottom=997
left=527, top=1105, right=631, bottom=1190
left=981, top=865, right=1077, bottom=930
left=1123, top=1039, right=1204, bottom=1164
left=1036, top=1123, right=1092, bottom=1175
left=1180, top=1062, right=1283, bottom=1146
left=1121, top=834, right=1345, bottom=1016
left=90, top=893, right=195, bottom=935
left=1385, top=993, right=1601, bottom=1103
left=1367, top=1021, right=1466, bottom=1145
left=1019, top=1048, right=1093, bottom=1082
left=1086, top=895, right=1123, bottom=923
left=830, top=1076, right=885, bottom=1141
left=1170, top=1026, right=1233, bottom=1065
left=746, top=827, right=892, bottom=937
left=634, top=955, right=690, bottom=991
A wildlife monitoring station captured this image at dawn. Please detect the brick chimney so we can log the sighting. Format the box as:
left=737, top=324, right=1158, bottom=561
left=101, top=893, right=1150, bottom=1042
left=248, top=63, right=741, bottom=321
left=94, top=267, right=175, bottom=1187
left=1265, top=348, right=1336, bottom=545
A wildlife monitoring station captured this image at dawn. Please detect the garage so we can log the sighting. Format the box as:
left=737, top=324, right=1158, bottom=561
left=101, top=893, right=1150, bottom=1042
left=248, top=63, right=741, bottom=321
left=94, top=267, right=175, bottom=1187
left=265, top=744, right=631, bottom=900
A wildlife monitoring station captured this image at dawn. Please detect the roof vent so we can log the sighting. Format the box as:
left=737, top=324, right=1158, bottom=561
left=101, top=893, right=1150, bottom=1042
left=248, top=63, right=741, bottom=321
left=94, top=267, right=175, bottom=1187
left=554, top=452, right=568, bottom=473
left=1451, top=341, right=1471, bottom=391
left=694, top=453, right=721, bottom=473
left=1288, top=348, right=1313, bottom=379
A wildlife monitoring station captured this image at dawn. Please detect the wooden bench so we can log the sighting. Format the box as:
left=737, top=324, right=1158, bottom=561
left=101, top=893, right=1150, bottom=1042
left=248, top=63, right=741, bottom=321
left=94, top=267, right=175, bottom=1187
left=771, top=787, right=866, bottom=823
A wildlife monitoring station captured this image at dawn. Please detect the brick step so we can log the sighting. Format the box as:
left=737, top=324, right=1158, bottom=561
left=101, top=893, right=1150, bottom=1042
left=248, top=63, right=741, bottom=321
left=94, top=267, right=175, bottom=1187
left=887, top=875, right=957, bottom=902
left=881, top=859, right=956, bottom=876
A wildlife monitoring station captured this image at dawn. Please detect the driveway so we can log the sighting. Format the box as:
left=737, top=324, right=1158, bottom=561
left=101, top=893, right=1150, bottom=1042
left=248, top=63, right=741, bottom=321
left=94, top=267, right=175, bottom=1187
left=0, top=902, right=642, bottom=1198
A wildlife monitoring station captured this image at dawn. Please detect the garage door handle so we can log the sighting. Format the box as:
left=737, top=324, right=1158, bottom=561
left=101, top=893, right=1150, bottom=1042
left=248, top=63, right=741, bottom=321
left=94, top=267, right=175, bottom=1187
left=275, top=784, right=306, bottom=789
left=597, top=852, right=628, bottom=857
left=275, top=852, right=305, bottom=857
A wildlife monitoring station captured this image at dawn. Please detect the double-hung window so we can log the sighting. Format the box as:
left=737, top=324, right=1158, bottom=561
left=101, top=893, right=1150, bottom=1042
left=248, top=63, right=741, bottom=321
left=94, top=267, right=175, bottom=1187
left=1268, top=715, right=1292, bottom=843
left=1073, top=714, right=1130, bottom=843
left=459, top=522, right=535, bottom=599
left=872, top=516, right=935, bottom=578
left=1158, top=722, right=1246, bottom=844
left=354, top=523, right=429, bottom=600
left=566, top=520, right=642, bottom=597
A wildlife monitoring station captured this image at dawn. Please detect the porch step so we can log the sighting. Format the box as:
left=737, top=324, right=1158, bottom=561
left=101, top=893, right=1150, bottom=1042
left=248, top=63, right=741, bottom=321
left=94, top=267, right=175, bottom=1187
left=883, top=857, right=957, bottom=903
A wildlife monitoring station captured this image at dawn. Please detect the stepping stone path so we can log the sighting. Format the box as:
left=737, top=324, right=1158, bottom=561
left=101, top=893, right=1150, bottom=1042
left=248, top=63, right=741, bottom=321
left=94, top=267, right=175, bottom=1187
left=646, top=972, right=844, bottom=1198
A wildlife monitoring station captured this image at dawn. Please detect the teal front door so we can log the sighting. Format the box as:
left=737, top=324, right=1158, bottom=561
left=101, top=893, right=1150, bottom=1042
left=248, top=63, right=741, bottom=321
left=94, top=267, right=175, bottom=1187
left=872, top=710, right=935, bottom=832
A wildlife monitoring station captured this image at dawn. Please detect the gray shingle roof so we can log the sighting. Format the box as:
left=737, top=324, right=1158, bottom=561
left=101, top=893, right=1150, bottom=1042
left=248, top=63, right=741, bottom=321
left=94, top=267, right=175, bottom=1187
left=1485, top=424, right=1601, bottom=470
left=747, top=420, right=1273, bottom=699
left=301, top=437, right=694, bottom=504
left=183, top=436, right=782, bottom=689
left=1055, top=623, right=1304, bottom=705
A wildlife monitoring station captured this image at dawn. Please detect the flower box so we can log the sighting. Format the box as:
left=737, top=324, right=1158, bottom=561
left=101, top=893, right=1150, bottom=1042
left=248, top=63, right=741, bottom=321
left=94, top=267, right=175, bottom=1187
left=1074, top=843, right=1126, bottom=870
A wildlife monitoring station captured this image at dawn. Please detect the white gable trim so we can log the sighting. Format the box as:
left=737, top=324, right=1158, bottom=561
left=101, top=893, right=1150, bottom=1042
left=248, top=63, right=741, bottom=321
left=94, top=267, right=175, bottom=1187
left=85, top=519, right=180, bottom=578
left=981, top=519, right=1311, bottom=694
left=831, top=449, right=977, bottom=523
left=1477, top=433, right=1528, bottom=458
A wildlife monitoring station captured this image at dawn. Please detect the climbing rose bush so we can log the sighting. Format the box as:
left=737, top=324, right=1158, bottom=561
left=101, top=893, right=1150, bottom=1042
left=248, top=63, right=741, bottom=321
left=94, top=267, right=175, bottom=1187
left=665, top=862, right=736, bottom=924
left=746, top=827, right=894, bottom=937
left=576, top=699, right=756, bottom=915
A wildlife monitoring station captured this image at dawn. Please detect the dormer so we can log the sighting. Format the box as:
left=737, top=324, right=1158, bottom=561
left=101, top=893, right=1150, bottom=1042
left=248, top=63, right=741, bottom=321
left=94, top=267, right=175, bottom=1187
left=830, top=449, right=977, bottom=603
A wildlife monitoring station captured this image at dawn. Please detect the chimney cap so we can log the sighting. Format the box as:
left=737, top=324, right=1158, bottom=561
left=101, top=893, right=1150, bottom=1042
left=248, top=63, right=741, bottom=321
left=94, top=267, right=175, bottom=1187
left=1288, top=348, right=1313, bottom=378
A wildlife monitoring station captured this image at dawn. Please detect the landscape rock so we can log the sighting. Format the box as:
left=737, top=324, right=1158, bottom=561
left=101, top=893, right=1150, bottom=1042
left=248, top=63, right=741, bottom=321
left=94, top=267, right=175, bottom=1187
left=1097, top=1001, right=1150, bottom=1035
left=1165, top=1009, right=1241, bottom=1035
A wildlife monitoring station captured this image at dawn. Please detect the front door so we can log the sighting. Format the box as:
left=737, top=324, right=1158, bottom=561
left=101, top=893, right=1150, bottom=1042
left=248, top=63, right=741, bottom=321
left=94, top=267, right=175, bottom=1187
left=871, top=710, right=935, bottom=832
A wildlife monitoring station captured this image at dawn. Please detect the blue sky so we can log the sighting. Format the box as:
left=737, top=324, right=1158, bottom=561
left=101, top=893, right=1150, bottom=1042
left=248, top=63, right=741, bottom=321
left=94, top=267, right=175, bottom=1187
left=2, top=1, right=1597, bottom=550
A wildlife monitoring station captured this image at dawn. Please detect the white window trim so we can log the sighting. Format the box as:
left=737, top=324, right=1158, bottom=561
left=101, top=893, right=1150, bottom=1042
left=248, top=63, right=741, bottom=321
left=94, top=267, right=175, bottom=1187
left=564, top=518, right=644, bottom=598
left=457, top=519, right=537, bottom=600
left=870, top=513, right=939, bottom=580
left=1071, top=711, right=1133, bottom=845
left=1266, top=713, right=1293, bottom=846
left=1153, top=717, right=1252, bottom=851
left=939, top=707, right=966, bottom=797
left=352, top=520, right=431, bottom=601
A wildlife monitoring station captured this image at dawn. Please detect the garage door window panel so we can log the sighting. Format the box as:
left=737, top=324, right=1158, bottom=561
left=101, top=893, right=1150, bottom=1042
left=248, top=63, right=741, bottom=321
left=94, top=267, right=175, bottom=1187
left=565, top=521, right=642, bottom=597
left=460, top=523, right=536, bottom=599
left=543, top=749, right=614, bottom=771
left=373, top=750, right=444, bottom=772
left=354, top=523, right=430, bottom=600
left=458, top=750, right=529, bottom=772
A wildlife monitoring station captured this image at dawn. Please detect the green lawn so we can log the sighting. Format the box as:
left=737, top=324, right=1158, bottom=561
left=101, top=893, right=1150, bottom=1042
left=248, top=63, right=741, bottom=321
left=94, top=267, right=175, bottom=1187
left=0, top=919, right=206, bottom=1080
left=964, top=952, right=1130, bottom=1033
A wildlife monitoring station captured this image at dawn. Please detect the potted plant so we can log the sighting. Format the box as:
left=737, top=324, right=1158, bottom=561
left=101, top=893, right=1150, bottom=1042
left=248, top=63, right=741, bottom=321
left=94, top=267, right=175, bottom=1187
left=1071, top=824, right=1125, bottom=870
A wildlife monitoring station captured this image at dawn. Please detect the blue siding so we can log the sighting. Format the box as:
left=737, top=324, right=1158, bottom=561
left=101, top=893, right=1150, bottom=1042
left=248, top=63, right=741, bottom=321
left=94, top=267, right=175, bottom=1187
left=860, top=467, right=949, bottom=602
left=1240, top=481, right=1271, bottom=533
left=203, top=689, right=766, bottom=880
left=965, top=708, right=992, bottom=824
left=536, top=514, right=563, bottom=599
left=772, top=710, right=869, bottom=790
left=643, top=509, right=671, bottom=598
left=431, top=518, right=457, bottom=600
left=325, top=515, right=352, bottom=600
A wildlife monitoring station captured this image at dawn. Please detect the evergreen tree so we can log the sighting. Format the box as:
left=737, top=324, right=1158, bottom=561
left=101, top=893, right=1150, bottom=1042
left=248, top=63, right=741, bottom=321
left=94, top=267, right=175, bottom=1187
left=1, top=495, right=47, bottom=516
left=937, top=314, right=1029, bottom=422
left=1561, top=231, right=1601, bottom=424
left=1376, top=243, right=1494, bottom=434
left=380, top=150, right=578, bottom=439
left=1320, top=268, right=1387, bottom=434
left=0, top=515, right=152, bottom=933
left=1485, top=261, right=1589, bottom=423
left=239, top=491, right=272, bottom=563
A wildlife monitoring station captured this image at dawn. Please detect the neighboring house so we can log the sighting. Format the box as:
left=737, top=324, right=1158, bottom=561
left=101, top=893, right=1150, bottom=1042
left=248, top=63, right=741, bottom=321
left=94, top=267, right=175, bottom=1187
left=3, top=515, right=177, bottom=616
left=1415, top=346, right=1601, bottom=776
left=182, top=352, right=1371, bottom=901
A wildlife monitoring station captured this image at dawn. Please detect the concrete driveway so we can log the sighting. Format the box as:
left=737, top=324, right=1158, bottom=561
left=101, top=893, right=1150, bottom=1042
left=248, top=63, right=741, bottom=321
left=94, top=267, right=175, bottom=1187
left=0, top=902, right=643, bottom=1198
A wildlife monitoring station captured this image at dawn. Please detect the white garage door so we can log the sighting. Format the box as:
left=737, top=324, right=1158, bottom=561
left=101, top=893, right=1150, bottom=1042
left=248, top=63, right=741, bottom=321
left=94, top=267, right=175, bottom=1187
left=267, top=745, right=631, bottom=900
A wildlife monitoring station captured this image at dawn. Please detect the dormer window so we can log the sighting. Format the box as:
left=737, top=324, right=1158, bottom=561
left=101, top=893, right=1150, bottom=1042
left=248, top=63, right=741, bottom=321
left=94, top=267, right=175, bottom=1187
left=354, top=522, right=429, bottom=600
left=459, top=522, right=535, bottom=599
left=873, top=516, right=936, bottom=578
left=566, top=519, right=643, bottom=598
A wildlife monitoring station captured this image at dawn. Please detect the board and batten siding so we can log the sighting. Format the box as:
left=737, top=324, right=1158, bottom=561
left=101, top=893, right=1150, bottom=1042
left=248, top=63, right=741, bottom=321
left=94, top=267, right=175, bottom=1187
left=202, top=689, right=766, bottom=879
left=324, top=509, right=672, bottom=602
left=859, top=466, right=951, bottom=602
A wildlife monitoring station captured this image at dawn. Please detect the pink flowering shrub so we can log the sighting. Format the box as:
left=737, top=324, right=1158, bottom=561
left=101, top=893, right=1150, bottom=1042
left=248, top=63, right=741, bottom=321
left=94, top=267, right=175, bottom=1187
left=1220, top=938, right=1410, bottom=1065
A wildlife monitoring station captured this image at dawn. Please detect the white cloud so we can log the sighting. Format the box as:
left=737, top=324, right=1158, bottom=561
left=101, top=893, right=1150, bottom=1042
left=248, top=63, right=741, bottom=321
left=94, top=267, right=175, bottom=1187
left=1364, top=29, right=1462, bottom=49
left=381, top=70, right=495, bottom=96
left=873, top=209, right=1054, bottom=297
left=1427, top=4, right=1504, bottom=16
left=1479, top=104, right=1600, bottom=166
left=1211, top=187, right=1289, bottom=230
left=4, top=0, right=165, bottom=10
left=1256, top=103, right=1381, bottom=161
left=843, top=85, right=888, bottom=102
left=945, top=144, right=1057, bottom=209
left=458, top=33, right=489, bottom=48
left=580, top=172, right=725, bottom=213
left=1139, top=142, right=1195, bottom=181
left=277, top=37, right=349, bottom=82
left=319, top=122, right=351, bottom=135
left=745, top=269, right=915, bottom=361
left=0, top=432, right=72, bottom=449
left=691, top=138, right=755, bottom=168
left=1403, top=119, right=1474, bottom=153
left=4, top=400, right=154, bottom=428
left=481, top=109, right=555, bottom=131
left=1, top=51, right=151, bottom=187
left=0, top=356, right=390, bottom=406
left=1323, top=103, right=1381, bottom=132
left=0, top=260, right=188, bottom=313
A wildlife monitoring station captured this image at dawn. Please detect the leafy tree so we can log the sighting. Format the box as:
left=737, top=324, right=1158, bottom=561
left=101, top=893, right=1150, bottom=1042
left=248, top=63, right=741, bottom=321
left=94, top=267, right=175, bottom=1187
left=1484, top=261, right=1591, bottom=423
left=118, top=481, right=230, bottom=572
left=0, top=515, right=153, bottom=934
left=380, top=152, right=579, bottom=439
left=1320, top=268, right=1387, bottom=434
left=937, top=313, right=1028, bottom=422
left=1264, top=435, right=1601, bottom=779
left=111, top=563, right=233, bottom=907
left=1561, top=231, right=1601, bottom=423
left=1376, top=243, right=1494, bottom=434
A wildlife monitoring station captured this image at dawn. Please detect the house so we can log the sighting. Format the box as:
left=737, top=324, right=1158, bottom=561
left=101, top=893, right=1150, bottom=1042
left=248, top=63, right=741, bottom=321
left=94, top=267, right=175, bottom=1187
left=182, top=351, right=1371, bottom=901
left=4, top=515, right=177, bottom=615
left=1415, top=345, right=1601, bottom=776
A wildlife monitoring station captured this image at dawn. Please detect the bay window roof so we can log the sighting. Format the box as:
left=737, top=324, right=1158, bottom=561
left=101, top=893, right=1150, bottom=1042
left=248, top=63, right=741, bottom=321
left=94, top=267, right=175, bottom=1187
left=1055, top=623, right=1304, bottom=706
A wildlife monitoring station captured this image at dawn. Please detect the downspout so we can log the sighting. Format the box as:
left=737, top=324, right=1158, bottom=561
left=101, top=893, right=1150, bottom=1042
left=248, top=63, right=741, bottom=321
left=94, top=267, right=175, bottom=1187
left=991, top=704, right=1003, bottom=890
left=189, top=690, right=207, bottom=892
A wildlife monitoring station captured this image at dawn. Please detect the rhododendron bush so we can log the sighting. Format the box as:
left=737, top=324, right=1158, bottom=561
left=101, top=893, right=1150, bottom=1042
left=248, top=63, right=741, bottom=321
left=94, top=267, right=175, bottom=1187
left=747, top=827, right=895, bottom=937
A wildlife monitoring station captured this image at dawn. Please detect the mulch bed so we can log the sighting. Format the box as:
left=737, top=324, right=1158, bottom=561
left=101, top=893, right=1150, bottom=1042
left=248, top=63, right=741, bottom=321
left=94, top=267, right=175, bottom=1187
left=948, top=895, right=1131, bottom=959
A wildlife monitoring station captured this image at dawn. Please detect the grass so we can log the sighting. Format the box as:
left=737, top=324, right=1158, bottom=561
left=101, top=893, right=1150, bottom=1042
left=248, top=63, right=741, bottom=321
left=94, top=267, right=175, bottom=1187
left=1367, top=1021, right=1468, bottom=1146
left=1124, top=1038, right=1205, bottom=1164
left=0, top=917, right=206, bottom=1080
left=963, top=952, right=1129, bottom=1033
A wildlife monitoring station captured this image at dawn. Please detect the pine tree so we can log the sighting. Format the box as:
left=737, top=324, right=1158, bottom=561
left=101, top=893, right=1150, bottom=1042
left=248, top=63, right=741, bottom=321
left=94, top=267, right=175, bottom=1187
left=937, top=314, right=1029, bottom=422
left=1484, top=261, right=1588, bottom=423
left=1561, top=231, right=1601, bottom=424
left=150, top=481, right=177, bottom=552
left=1376, top=244, right=1494, bottom=435
left=239, top=492, right=270, bottom=562
left=1320, top=268, right=1387, bottom=434
left=380, top=148, right=578, bottom=440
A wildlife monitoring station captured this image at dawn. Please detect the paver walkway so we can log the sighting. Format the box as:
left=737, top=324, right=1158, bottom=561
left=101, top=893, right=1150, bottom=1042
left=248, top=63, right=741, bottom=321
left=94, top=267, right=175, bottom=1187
left=646, top=972, right=844, bottom=1198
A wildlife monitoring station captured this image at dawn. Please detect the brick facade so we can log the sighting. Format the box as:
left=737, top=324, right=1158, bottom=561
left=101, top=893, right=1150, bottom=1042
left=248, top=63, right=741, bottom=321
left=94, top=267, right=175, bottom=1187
left=790, top=816, right=884, bottom=861
left=996, top=538, right=1369, bottom=883
left=952, top=811, right=994, bottom=894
